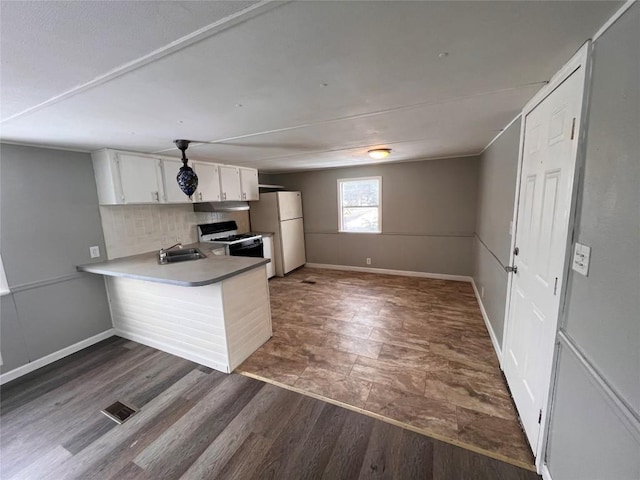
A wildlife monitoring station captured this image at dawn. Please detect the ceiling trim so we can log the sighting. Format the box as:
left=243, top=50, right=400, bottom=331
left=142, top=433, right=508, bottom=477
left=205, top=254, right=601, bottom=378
left=226, top=134, right=490, bottom=166
left=0, top=140, right=91, bottom=154
left=258, top=152, right=481, bottom=175
left=0, top=0, right=287, bottom=125
left=478, top=112, right=523, bottom=156
left=593, top=0, right=636, bottom=41
left=151, top=81, right=547, bottom=154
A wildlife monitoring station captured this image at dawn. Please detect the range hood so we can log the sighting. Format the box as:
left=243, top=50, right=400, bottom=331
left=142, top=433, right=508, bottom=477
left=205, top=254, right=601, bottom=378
left=193, top=201, right=250, bottom=212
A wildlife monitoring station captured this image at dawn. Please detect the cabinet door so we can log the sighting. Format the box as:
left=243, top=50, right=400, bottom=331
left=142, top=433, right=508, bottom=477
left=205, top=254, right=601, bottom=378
left=219, top=166, right=242, bottom=201
left=116, top=154, right=163, bottom=204
left=193, top=162, right=221, bottom=202
left=162, top=159, right=193, bottom=203
left=239, top=167, right=259, bottom=201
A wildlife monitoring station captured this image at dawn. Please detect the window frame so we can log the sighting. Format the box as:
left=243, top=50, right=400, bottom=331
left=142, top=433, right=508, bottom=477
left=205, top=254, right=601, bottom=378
left=337, top=176, right=382, bottom=234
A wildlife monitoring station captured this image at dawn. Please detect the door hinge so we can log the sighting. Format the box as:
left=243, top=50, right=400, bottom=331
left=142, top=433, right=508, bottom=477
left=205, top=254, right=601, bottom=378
left=538, top=409, right=543, bottom=424
left=570, top=117, right=576, bottom=140
left=553, top=277, right=558, bottom=295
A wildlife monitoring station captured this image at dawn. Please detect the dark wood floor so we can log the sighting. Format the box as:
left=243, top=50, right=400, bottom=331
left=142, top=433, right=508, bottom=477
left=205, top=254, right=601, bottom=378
left=0, top=337, right=540, bottom=480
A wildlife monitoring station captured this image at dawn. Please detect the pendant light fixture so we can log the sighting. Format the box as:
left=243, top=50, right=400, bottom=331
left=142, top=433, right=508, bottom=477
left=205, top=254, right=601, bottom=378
left=368, top=148, right=391, bottom=159
left=174, top=139, right=198, bottom=199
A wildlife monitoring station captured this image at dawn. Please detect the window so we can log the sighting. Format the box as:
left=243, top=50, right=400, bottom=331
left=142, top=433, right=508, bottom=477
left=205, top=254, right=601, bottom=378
left=338, top=176, right=382, bottom=233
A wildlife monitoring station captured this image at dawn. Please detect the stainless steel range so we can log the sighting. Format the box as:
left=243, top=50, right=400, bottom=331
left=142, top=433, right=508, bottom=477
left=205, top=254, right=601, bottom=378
left=198, top=221, right=264, bottom=257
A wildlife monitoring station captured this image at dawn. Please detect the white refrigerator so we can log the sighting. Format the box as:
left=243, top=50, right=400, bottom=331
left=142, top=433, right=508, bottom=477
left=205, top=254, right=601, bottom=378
left=250, top=191, right=306, bottom=276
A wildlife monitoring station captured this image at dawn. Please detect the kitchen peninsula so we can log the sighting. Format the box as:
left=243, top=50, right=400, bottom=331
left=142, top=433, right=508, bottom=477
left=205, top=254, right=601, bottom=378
left=78, top=244, right=272, bottom=373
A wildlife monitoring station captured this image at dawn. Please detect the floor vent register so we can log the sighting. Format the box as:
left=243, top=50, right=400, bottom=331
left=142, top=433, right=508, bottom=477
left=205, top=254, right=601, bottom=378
left=101, top=401, right=138, bottom=424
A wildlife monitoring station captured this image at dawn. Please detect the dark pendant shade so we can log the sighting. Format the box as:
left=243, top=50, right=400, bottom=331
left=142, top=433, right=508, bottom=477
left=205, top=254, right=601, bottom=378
left=174, top=139, right=198, bottom=199
left=177, top=165, right=198, bottom=198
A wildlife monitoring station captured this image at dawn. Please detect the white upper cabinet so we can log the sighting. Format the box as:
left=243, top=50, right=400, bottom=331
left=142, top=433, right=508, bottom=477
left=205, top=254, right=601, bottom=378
left=92, top=149, right=256, bottom=205
left=219, top=166, right=242, bottom=201
left=118, top=154, right=164, bottom=204
left=162, top=158, right=193, bottom=203
left=192, top=161, right=221, bottom=202
left=239, top=167, right=259, bottom=201
left=93, top=150, right=164, bottom=205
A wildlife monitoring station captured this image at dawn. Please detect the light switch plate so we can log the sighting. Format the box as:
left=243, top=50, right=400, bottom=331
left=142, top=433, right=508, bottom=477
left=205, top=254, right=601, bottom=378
left=90, top=246, right=100, bottom=258
left=572, top=242, right=590, bottom=276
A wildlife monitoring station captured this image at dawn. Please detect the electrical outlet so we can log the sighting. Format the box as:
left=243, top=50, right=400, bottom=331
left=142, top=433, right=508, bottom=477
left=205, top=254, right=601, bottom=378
left=572, top=242, right=591, bottom=276
left=89, top=246, right=100, bottom=258
left=366, top=257, right=372, bottom=265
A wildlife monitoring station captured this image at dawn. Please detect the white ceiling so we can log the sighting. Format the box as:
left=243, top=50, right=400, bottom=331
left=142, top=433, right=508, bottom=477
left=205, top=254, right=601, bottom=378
left=0, top=0, right=621, bottom=172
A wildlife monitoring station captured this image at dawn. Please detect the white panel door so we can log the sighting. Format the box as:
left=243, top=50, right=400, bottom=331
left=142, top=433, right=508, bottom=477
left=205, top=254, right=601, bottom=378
left=278, top=191, right=303, bottom=221
left=280, top=218, right=305, bottom=274
left=503, top=68, right=584, bottom=449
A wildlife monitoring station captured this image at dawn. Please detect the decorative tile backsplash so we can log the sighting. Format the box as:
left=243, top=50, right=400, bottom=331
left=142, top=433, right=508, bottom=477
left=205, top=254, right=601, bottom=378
left=99, top=204, right=249, bottom=259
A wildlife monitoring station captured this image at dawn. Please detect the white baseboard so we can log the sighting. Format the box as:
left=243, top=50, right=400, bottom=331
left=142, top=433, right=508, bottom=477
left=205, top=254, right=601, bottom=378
left=304, top=263, right=472, bottom=283
left=541, top=464, right=553, bottom=480
left=471, top=279, right=503, bottom=365
left=0, top=329, right=116, bottom=385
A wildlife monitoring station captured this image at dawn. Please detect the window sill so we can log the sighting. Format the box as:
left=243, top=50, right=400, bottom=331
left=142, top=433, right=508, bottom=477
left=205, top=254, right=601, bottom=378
left=338, top=230, right=382, bottom=234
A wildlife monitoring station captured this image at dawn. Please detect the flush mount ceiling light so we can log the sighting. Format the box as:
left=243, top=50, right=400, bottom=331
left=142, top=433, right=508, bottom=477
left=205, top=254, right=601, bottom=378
left=368, top=148, right=391, bottom=160
left=174, top=139, right=198, bottom=199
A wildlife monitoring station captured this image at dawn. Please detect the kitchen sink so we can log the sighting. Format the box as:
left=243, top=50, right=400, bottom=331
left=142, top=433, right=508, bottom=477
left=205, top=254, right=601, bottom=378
left=158, top=248, right=207, bottom=265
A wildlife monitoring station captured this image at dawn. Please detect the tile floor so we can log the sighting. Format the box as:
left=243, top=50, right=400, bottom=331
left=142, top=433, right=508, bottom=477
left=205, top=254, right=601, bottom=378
left=237, top=267, right=535, bottom=470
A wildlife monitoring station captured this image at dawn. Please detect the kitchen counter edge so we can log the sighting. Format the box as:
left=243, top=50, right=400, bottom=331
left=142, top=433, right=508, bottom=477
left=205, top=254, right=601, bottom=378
left=76, top=243, right=270, bottom=287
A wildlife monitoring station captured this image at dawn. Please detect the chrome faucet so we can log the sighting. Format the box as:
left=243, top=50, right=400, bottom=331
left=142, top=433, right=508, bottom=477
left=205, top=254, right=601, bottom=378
left=158, top=242, right=183, bottom=262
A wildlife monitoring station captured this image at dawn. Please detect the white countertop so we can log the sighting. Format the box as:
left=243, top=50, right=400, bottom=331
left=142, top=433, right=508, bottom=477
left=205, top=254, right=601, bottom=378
left=77, top=243, right=269, bottom=287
